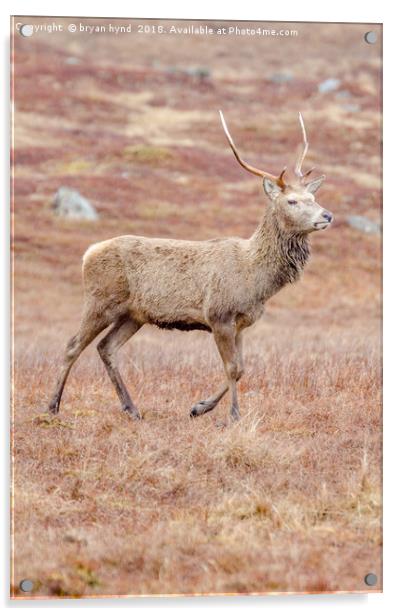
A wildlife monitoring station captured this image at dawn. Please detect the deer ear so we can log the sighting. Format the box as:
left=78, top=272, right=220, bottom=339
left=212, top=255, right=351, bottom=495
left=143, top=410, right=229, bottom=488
left=263, top=178, right=282, bottom=201
left=305, top=175, right=326, bottom=194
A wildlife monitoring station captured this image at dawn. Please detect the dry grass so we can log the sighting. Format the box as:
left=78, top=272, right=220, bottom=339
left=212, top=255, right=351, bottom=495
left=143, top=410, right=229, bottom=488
left=11, top=18, right=382, bottom=597
left=11, top=326, right=381, bottom=597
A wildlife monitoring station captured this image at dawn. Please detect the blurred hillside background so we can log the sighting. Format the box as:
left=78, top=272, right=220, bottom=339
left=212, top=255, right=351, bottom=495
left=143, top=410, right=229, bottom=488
left=11, top=18, right=382, bottom=597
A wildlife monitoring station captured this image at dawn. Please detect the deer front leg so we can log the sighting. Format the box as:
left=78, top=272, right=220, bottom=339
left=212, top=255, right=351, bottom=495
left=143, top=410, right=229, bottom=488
left=189, top=383, right=229, bottom=418
left=190, top=326, right=242, bottom=422
left=189, top=330, right=244, bottom=419
left=214, top=324, right=242, bottom=422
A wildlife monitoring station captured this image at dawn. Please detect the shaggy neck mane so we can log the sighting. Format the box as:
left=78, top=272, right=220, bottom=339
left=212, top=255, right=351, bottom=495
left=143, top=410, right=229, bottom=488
left=249, top=206, right=310, bottom=288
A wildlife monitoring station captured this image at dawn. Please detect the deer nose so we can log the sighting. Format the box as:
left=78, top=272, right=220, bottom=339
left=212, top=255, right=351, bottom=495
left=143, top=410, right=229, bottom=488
left=322, top=211, right=333, bottom=223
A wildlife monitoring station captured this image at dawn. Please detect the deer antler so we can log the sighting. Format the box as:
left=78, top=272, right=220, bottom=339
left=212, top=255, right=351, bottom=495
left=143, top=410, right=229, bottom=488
left=219, top=110, right=287, bottom=189
left=295, top=112, right=314, bottom=180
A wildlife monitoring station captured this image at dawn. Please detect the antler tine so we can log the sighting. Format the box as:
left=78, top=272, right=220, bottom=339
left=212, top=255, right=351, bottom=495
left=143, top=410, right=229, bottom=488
left=302, top=167, right=315, bottom=178
left=294, top=111, right=309, bottom=178
left=219, top=110, right=286, bottom=187
left=278, top=167, right=287, bottom=184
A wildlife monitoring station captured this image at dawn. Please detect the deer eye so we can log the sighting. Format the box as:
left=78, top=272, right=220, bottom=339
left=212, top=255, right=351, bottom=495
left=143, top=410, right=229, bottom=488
left=288, top=199, right=298, bottom=205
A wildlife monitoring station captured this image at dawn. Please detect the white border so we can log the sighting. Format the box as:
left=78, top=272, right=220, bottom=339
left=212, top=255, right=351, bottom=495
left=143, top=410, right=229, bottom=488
left=1, top=0, right=386, bottom=23
left=2, top=1, right=398, bottom=614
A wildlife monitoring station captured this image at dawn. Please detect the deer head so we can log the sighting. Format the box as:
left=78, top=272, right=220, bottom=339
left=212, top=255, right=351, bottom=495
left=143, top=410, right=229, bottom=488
left=219, top=110, right=333, bottom=234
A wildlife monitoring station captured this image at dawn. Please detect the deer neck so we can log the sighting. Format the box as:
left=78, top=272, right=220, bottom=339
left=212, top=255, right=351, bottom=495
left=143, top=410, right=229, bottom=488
left=249, top=207, right=310, bottom=292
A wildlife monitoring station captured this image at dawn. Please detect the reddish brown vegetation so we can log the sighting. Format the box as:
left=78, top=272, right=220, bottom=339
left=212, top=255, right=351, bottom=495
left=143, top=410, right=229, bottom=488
left=11, top=19, right=381, bottom=597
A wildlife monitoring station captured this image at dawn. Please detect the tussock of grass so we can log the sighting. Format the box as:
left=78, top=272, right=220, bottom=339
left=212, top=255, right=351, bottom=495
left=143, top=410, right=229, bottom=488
left=122, top=145, right=173, bottom=163
left=54, top=159, right=93, bottom=174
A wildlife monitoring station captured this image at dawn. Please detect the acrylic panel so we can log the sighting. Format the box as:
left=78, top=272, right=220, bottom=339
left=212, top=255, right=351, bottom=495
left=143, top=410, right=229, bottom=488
left=11, top=16, right=382, bottom=598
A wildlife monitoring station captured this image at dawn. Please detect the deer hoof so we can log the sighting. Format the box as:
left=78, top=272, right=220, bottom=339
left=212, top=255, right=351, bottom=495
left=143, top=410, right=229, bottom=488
left=123, top=406, right=142, bottom=420
left=128, top=413, right=142, bottom=421
left=189, top=400, right=208, bottom=418
left=230, top=406, right=241, bottom=422
left=190, top=399, right=217, bottom=418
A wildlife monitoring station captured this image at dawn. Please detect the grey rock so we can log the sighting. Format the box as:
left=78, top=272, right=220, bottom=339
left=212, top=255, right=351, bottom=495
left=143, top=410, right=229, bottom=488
left=269, top=72, right=293, bottom=84
left=184, top=66, right=211, bottom=79
left=347, top=215, right=380, bottom=235
left=318, top=78, right=341, bottom=93
left=65, top=56, right=80, bottom=65
left=52, top=187, right=98, bottom=221
left=335, top=89, right=351, bottom=99
left=342, top=103, right=361, bottom=113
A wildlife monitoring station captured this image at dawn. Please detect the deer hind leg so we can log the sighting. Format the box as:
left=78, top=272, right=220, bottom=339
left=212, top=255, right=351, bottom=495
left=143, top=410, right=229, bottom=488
left=97, top=315, right=142, bottom=419
left=48, top=306, right=109, bottom=415
left=190, top=328, right=243, bottom=421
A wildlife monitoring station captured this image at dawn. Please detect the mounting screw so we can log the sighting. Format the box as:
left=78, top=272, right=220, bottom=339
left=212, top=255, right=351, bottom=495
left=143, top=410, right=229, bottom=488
left=364, top=573, right=378, bottom=586
left=19, top=24, right=34, bottom=37
left=19, top=579, right=34, bottom=592
left=364, top=31, right=377, bottom=44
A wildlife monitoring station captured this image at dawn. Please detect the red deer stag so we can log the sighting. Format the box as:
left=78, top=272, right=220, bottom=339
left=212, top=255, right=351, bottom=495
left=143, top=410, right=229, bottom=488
left=48, top=111, right=332, bottom=423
